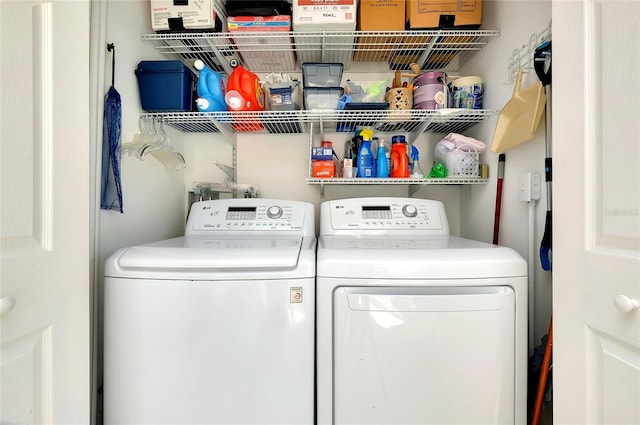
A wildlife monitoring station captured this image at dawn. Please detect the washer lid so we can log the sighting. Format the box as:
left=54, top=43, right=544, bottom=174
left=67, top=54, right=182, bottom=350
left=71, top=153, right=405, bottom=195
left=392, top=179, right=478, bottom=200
left=106, top=235, right=316, bottom=279
left=316, top=235, right=527, bottom=279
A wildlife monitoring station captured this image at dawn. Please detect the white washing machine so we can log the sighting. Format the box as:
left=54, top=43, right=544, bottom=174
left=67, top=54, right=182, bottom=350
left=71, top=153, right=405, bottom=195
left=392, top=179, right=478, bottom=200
left=316, top=197, right=528, bottom=425
left=103, top=199, right=316, bottom=425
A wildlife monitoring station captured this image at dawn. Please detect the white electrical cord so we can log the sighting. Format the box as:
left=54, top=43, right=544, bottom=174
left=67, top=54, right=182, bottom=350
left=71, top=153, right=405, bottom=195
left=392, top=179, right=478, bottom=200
left=528, top=200, right=536, bottom=355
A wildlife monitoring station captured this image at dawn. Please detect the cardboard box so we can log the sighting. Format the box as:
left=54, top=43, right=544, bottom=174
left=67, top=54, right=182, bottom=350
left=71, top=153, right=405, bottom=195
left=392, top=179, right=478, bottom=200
left=353, top=35, right=406, bottom=62
left=358, top=0, right=405, bottom=31
left=151, top=0, right=218, bottom=32
left=312, top=147, right=334, bottom=161
left=292, top=0, right=357, bottom=27
left=312, top=160, right=336, bottom=178
left=292, top=0, right=357, bottom=66
left=406, top=0, right=482, bottom=29
left=227, top=15, right=296, bottom=71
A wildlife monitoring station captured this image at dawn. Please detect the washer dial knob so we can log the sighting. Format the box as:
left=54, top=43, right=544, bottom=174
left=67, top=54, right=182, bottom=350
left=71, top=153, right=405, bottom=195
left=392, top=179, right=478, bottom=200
left=267, top=206, right=283, bottom=219
left=402, top=204, right=418, bottom=218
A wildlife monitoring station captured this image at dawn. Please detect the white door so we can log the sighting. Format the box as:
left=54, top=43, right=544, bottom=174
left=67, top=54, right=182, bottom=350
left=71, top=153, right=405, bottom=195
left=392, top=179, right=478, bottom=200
left=0, top=0, right=91, bottom=423
left=554, top=1, right=640, bottom=423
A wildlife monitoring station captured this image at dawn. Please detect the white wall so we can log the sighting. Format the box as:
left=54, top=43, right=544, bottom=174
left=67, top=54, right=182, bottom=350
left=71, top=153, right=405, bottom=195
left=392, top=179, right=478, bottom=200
left=97, top=1, right=188, bottom=403
left=100, top=0, right=552, bottom=349
left=99, top=0, right=187, bottom=272
left=461, top=0, right=553, bottom=345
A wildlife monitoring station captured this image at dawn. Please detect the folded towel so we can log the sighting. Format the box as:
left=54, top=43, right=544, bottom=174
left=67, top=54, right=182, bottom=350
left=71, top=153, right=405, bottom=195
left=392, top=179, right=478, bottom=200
left=444, top=132, right=486, bottom=152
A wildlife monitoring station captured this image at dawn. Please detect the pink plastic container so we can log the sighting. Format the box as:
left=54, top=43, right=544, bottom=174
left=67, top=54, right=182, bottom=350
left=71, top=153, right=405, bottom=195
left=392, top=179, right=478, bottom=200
left=412, top=72, right=448, bottom=110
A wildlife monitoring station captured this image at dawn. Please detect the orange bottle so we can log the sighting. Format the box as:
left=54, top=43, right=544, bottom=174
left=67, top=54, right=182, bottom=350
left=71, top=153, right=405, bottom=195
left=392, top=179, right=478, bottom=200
left=390, top=135, right=409, bottom=178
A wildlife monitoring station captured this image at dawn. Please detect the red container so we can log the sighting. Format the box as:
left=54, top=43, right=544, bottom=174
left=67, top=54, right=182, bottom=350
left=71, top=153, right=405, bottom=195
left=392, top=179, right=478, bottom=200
left=224, top=60, right=265, bottom=131
left=225, top=62, right=265, bottom=111
left=390, top=135, right=409, bottom=178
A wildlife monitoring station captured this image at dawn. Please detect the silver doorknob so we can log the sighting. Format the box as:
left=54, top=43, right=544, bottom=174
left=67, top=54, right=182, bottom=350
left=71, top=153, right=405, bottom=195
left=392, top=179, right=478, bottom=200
left=613, top=295, right=639, bottom=313
left=0, top=296, right=16, bottom=316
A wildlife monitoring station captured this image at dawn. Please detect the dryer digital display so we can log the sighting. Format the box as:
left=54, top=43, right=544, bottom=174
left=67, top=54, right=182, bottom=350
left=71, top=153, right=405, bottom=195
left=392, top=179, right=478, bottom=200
left=325, top=198, right=449, bottom=233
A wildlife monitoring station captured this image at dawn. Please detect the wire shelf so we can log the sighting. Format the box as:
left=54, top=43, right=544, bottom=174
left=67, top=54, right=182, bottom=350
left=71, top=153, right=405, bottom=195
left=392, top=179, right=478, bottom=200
left=141, top=109, right=497, bottom=136
left=307, top=177, right=487, bottom=185
left=141, top=30, right=500, bottom=74
left=307, top=176, right=488, bottom=196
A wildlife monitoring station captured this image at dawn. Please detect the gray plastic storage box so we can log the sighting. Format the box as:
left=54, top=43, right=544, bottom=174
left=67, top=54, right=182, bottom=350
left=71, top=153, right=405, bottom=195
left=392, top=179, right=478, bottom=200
left=135, top=60, right=194, bottom=112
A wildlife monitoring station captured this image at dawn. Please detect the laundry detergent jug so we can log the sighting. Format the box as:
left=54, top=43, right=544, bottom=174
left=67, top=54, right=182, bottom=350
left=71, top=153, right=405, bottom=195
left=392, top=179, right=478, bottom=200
left=194, top=60, right=227, bottom=112
left=224, top=60, right=265, bottom=112
left=390, top=135, right=409, bottom=178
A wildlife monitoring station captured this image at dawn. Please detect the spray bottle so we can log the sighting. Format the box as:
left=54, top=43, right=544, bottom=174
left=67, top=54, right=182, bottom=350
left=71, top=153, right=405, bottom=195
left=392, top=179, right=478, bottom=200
left=194, top=60, right=227, bottom=112
left=357, top=129, right=376, bottom=178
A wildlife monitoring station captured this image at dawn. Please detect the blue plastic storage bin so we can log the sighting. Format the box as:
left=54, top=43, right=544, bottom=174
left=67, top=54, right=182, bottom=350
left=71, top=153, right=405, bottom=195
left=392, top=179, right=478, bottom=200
left=135, top=60, right=194, bottom=112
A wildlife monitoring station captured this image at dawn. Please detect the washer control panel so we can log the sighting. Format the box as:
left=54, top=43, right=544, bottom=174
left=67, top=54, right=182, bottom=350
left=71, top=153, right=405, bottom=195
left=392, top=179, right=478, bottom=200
left=187, top=200, right=311, bottom=233
left=321, top=197, right=450, bottom=234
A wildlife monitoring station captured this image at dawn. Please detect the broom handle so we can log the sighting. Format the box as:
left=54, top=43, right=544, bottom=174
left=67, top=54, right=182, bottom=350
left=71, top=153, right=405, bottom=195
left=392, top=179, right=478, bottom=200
left=531, top=318, right=553, bottom=425
left=493, top=154, right=506, bottom=245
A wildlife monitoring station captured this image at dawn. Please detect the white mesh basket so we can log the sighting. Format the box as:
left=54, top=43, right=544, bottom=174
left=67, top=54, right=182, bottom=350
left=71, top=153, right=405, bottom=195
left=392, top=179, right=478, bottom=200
left=435, top=143, right=479, bottom=176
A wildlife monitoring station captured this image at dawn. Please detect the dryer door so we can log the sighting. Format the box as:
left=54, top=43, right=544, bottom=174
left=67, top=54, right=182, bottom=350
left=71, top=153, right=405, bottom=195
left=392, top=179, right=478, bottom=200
left=333, top=286, right=516, bottom=425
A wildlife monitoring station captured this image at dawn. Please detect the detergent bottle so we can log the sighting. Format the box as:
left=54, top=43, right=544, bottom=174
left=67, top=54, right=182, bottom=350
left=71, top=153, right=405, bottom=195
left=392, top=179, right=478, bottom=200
left=357, top=129, right=376, bottom=178
left=376, top=137, right=389, bottom=178
left=194, top=60, right=227, bottom=112
left=224, top=59, right=265, bottom=111
left=390, top=135, right=409, bottom=178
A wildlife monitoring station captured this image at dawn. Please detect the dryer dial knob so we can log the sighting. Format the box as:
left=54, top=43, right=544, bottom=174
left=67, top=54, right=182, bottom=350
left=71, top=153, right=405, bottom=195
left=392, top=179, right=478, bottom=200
left=402, top=205, right=418, bottom=218
left=267, top=206, right=283, bottom=219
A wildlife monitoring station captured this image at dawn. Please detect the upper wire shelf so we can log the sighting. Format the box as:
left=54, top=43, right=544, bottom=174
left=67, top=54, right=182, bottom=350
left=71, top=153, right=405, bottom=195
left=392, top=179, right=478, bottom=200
left=141, top=29, right=501, bottom=74
left=141, top=109, right=497, bottom=136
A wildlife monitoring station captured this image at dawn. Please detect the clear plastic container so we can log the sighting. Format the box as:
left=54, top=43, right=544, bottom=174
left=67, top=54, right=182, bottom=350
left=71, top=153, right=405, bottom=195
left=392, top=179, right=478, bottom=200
left=303, top=87, right=344, bottom=110
left=302, top=63, right=344, bottom=87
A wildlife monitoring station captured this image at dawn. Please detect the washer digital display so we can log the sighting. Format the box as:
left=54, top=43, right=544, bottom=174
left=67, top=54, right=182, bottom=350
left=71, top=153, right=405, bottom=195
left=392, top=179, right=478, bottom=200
left=226, top=206, right=257, bottom=220
left=362, top=205, right=392, bottom=219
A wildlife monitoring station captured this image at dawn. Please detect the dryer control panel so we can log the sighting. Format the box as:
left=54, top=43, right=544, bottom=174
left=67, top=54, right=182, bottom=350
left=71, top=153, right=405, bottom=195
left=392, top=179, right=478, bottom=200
left=187, top=199, right=315, bottom=235
left=320, top=197, right=450, bottom=234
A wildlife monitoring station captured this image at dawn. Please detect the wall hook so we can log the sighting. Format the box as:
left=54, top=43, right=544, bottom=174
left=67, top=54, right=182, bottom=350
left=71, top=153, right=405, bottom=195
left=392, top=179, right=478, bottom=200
left=107, top=43, right=116, bottom=87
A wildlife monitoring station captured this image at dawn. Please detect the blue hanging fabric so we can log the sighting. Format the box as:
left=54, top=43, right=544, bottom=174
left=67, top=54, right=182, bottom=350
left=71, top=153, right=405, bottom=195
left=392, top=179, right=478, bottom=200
left=101, top=43, right=123, bottom=213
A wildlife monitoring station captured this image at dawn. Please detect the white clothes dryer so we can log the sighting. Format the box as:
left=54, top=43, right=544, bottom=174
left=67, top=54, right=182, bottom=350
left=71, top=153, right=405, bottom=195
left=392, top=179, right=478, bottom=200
left=103, top=199, right=316, bottom=425
left=316, top=197, right=528, bottom=425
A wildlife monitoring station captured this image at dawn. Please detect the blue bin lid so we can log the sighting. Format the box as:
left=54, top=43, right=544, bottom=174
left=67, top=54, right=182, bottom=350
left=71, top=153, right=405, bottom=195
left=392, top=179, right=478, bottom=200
left=135, top=60, right=190, bottom=74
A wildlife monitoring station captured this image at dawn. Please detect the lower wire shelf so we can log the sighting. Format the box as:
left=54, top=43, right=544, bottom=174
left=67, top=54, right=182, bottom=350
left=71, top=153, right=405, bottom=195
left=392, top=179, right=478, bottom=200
left=307, top=177, right=488, bottom=197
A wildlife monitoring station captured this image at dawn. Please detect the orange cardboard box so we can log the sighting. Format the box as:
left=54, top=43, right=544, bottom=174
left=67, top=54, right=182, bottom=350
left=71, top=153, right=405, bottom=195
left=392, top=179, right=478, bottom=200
left=406, top=0, right=482, bottom=29
left=312, top=160, right=336, bottom=178
left=358, top=0, right=405, bottom=31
